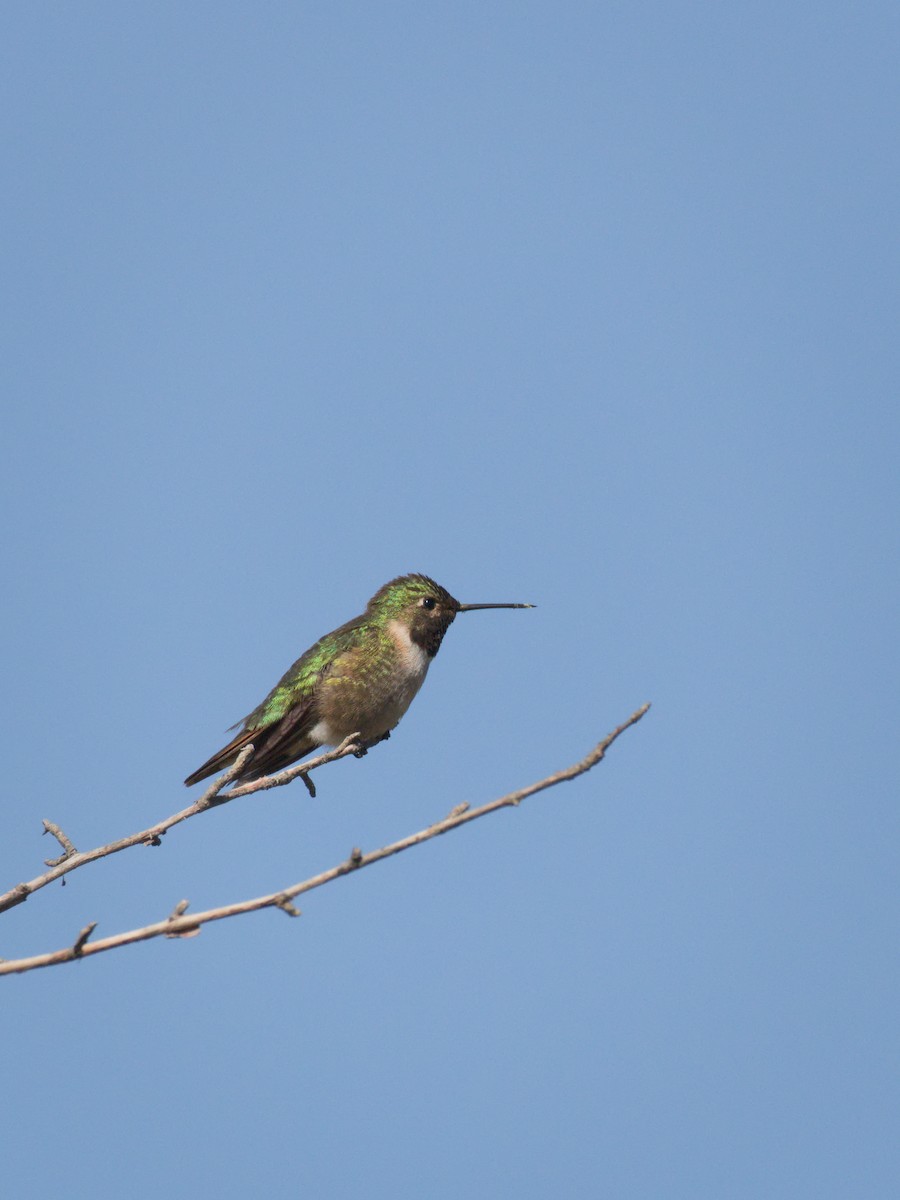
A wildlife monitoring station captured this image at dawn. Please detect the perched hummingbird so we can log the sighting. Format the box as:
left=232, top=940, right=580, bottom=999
left=184, top=574, right=534, bottom=787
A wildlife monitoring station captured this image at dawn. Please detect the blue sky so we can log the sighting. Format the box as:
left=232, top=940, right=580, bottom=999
left=2, top=3, right=897, bottom=1196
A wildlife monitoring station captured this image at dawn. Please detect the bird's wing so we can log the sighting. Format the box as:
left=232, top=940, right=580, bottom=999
left=182, top=689, right=320, bottom=787
left=230, top=693, right=321, bottom=780
left=183, top=724, right=266, bottom=787
left=184, top=618, right=373, bottom=788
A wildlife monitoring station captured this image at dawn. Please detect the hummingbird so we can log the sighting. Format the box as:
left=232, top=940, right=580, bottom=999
left=184, top=574, right=534, bottom=787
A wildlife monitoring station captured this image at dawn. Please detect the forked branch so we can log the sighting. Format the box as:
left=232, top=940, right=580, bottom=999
left=0, top=703, right=650, bottom=976
left=0, top=735, right=370, bottom=915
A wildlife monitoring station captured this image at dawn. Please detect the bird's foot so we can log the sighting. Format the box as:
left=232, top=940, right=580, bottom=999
left=351, top=730, right=391, bottom=758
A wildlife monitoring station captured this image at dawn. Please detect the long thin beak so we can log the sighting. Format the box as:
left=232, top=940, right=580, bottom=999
left=457, top=602, right=536, bottom=611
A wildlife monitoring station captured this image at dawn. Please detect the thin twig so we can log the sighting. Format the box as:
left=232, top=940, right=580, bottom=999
left=0, top=703, right=650, bottom=976
left=72, top=922, right=97, bottom=956
left=0, top=735, right=366, bottom=915
left=42, top=820, right=78, bottom=867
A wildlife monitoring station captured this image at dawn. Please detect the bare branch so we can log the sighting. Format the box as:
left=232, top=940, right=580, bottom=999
left=42, top=820, right=78, bottom=867
left=72, top=922, right=97, bottom=955
left=0, top=703, right=650, bottom=976
left=0, top=735, right=367, bottom=915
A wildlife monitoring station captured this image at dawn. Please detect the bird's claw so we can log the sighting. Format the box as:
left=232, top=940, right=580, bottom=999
left=351, top=730, right=391, bottom=758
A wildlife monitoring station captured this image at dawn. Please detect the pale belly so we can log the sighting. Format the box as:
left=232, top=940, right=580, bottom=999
left=309, top=674, right=427, bottom=745
left=311, top=620, right=431, bottom=745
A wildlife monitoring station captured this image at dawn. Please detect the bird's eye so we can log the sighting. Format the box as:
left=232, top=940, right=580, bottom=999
left=421, top=596, right=436, bottom=610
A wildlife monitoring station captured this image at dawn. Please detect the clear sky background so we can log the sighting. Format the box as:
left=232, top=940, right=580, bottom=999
left=3, top=4, right=897, bottom=1197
